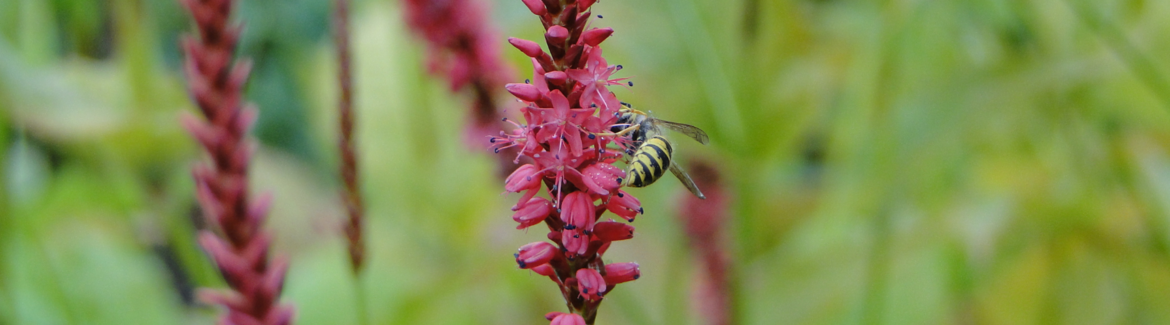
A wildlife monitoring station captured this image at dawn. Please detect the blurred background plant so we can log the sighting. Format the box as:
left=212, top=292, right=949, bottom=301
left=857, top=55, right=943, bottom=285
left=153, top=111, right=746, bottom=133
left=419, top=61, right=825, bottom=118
left=4, top=0, right=1170, bottom=324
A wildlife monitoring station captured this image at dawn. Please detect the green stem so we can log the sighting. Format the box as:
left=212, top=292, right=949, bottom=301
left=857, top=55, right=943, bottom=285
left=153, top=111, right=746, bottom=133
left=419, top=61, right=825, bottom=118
left=353, top=272, right=369, bottom=325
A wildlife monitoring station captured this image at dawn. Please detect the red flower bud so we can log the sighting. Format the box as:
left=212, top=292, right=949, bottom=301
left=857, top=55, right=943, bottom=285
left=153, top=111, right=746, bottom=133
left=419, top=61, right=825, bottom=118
left=606, top=190, right=642, bottom=222
left=575, top=268, right=607, bottom=300
left=582, top=28, right=614, bottom=47
left=545, top=71, right=567, bottom=86
left=545, top=312, right=566, bottom=321
left=516, top=242, right=559, bottom=269
left=578, top=0, right=596, bottom=11
left=509, top=37, right=546, bottom=57
left=506, top=83, right=544, bottom=102
left=562, top=229, right=588, bottom=256
left=533, top=264, right=557, bottom=277
left=592, top=221, right=634, bottom=242
left=603, top=262, right=640, bottom=285
left=559, top=191, right=595, bottom=230
left=580, top=162, right=624, bottom=195
left=521, top=0, right=547, bottom=16
left=505, top=164, right=543, bottom=193
left=546, top=25, right=569, bottom=45
left=550, top=313, right=586, bottom=325
left=513, top=198, right=552, bottom=229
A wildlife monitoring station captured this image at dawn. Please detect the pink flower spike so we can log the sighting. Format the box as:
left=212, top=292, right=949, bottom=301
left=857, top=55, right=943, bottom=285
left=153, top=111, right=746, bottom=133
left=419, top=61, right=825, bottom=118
left=575, top=268, right=607, bottom=300
left=582, top=28, right=614, bottom=47
left=516, top=242, right=559, bottom=269
left=606, top=190, right=642, bottom=222
left=521, top=0, right=547, bottom=16
left=550, top=313, right=586, bottom=325
left=592, top=221, right=634, bottom=242
left=506, top=83, right=544, bottom=102
left=604, top=262, right=640, bottom=285
left=509, top=37, right=545, bottom=58
left=513, top=197, right=552, bottom=229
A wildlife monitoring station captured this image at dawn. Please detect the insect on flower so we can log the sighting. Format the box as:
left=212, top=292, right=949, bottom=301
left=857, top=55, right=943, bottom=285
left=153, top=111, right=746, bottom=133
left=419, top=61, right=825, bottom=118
left=610, top=107, right=710, bottom=199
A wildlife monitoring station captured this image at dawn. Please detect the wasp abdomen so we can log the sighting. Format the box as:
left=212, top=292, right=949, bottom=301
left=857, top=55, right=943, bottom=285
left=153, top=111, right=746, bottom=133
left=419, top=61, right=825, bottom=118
left=626, top=136, right=673, bottom=188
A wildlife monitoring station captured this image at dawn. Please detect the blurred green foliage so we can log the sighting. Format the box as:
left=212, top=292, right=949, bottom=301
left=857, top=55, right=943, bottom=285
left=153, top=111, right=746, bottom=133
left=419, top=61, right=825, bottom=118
left=4, top=0, right=1170, bottom=324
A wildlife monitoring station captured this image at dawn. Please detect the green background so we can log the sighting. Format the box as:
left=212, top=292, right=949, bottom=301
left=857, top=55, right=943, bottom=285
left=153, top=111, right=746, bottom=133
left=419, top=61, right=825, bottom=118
left=3, top=0, right=1170, bottom=324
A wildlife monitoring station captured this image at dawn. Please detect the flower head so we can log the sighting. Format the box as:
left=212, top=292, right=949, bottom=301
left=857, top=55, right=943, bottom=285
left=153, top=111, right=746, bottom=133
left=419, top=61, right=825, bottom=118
left=494, top=0, right=647, bottom=322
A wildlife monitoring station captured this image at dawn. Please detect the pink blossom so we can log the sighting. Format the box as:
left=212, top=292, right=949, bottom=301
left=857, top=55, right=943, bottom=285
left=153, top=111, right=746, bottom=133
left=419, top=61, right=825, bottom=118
left=513, top=197, right=552, bottom=229
left=516, top=242, right=559, bottom=269
left=548, top=313, right=586, bottom=325
left=603, top=263, right=640, bottom=285
left=575, top=269, right=607, bottom=301
left=493, top=0, right=647, bottom=322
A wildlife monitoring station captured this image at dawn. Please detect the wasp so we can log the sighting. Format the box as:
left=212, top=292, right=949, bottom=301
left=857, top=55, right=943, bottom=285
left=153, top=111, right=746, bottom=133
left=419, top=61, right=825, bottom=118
left=608, top=108, right=709, bottom=199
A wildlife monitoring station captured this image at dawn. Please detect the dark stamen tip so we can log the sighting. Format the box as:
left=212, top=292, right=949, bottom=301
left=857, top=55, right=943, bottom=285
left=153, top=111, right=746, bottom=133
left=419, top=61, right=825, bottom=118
left=525, top=79, right=531, bottom=84
left=597, top=15, right=603, bottom=18
left=588, top=134, right=596, bottom=139
left=628, top=81, right=634, bottom=87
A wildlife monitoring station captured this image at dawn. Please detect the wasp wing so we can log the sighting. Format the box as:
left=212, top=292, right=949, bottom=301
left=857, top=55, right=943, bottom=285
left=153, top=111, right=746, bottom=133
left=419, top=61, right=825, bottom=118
left=669, top=163, right=706, bottom=199
left=656, top=120, right=709, bottom=145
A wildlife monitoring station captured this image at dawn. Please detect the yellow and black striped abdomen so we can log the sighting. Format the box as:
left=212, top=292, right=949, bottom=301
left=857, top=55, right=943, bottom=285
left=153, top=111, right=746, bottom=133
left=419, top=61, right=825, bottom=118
left=625, top=136, right=673, bottom=188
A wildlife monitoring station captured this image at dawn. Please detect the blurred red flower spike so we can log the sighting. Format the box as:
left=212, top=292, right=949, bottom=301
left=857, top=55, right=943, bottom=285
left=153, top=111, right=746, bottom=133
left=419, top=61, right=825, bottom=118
left=575, top=268, right=607, bottom=300
left=550, top=313, right=587, bottom=325
left=517, top=242, right=559, bottom=269
left=592, top=221, right=634, bottom=242
left=582, top=28, right=613, bottom=47
left=509, top=37, right=546, bottom=57
left=514, top=197, right=552, bottom=229
left=521, top=0, right=547, bottom=15
left=604, top=262, right=640, bottom=285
